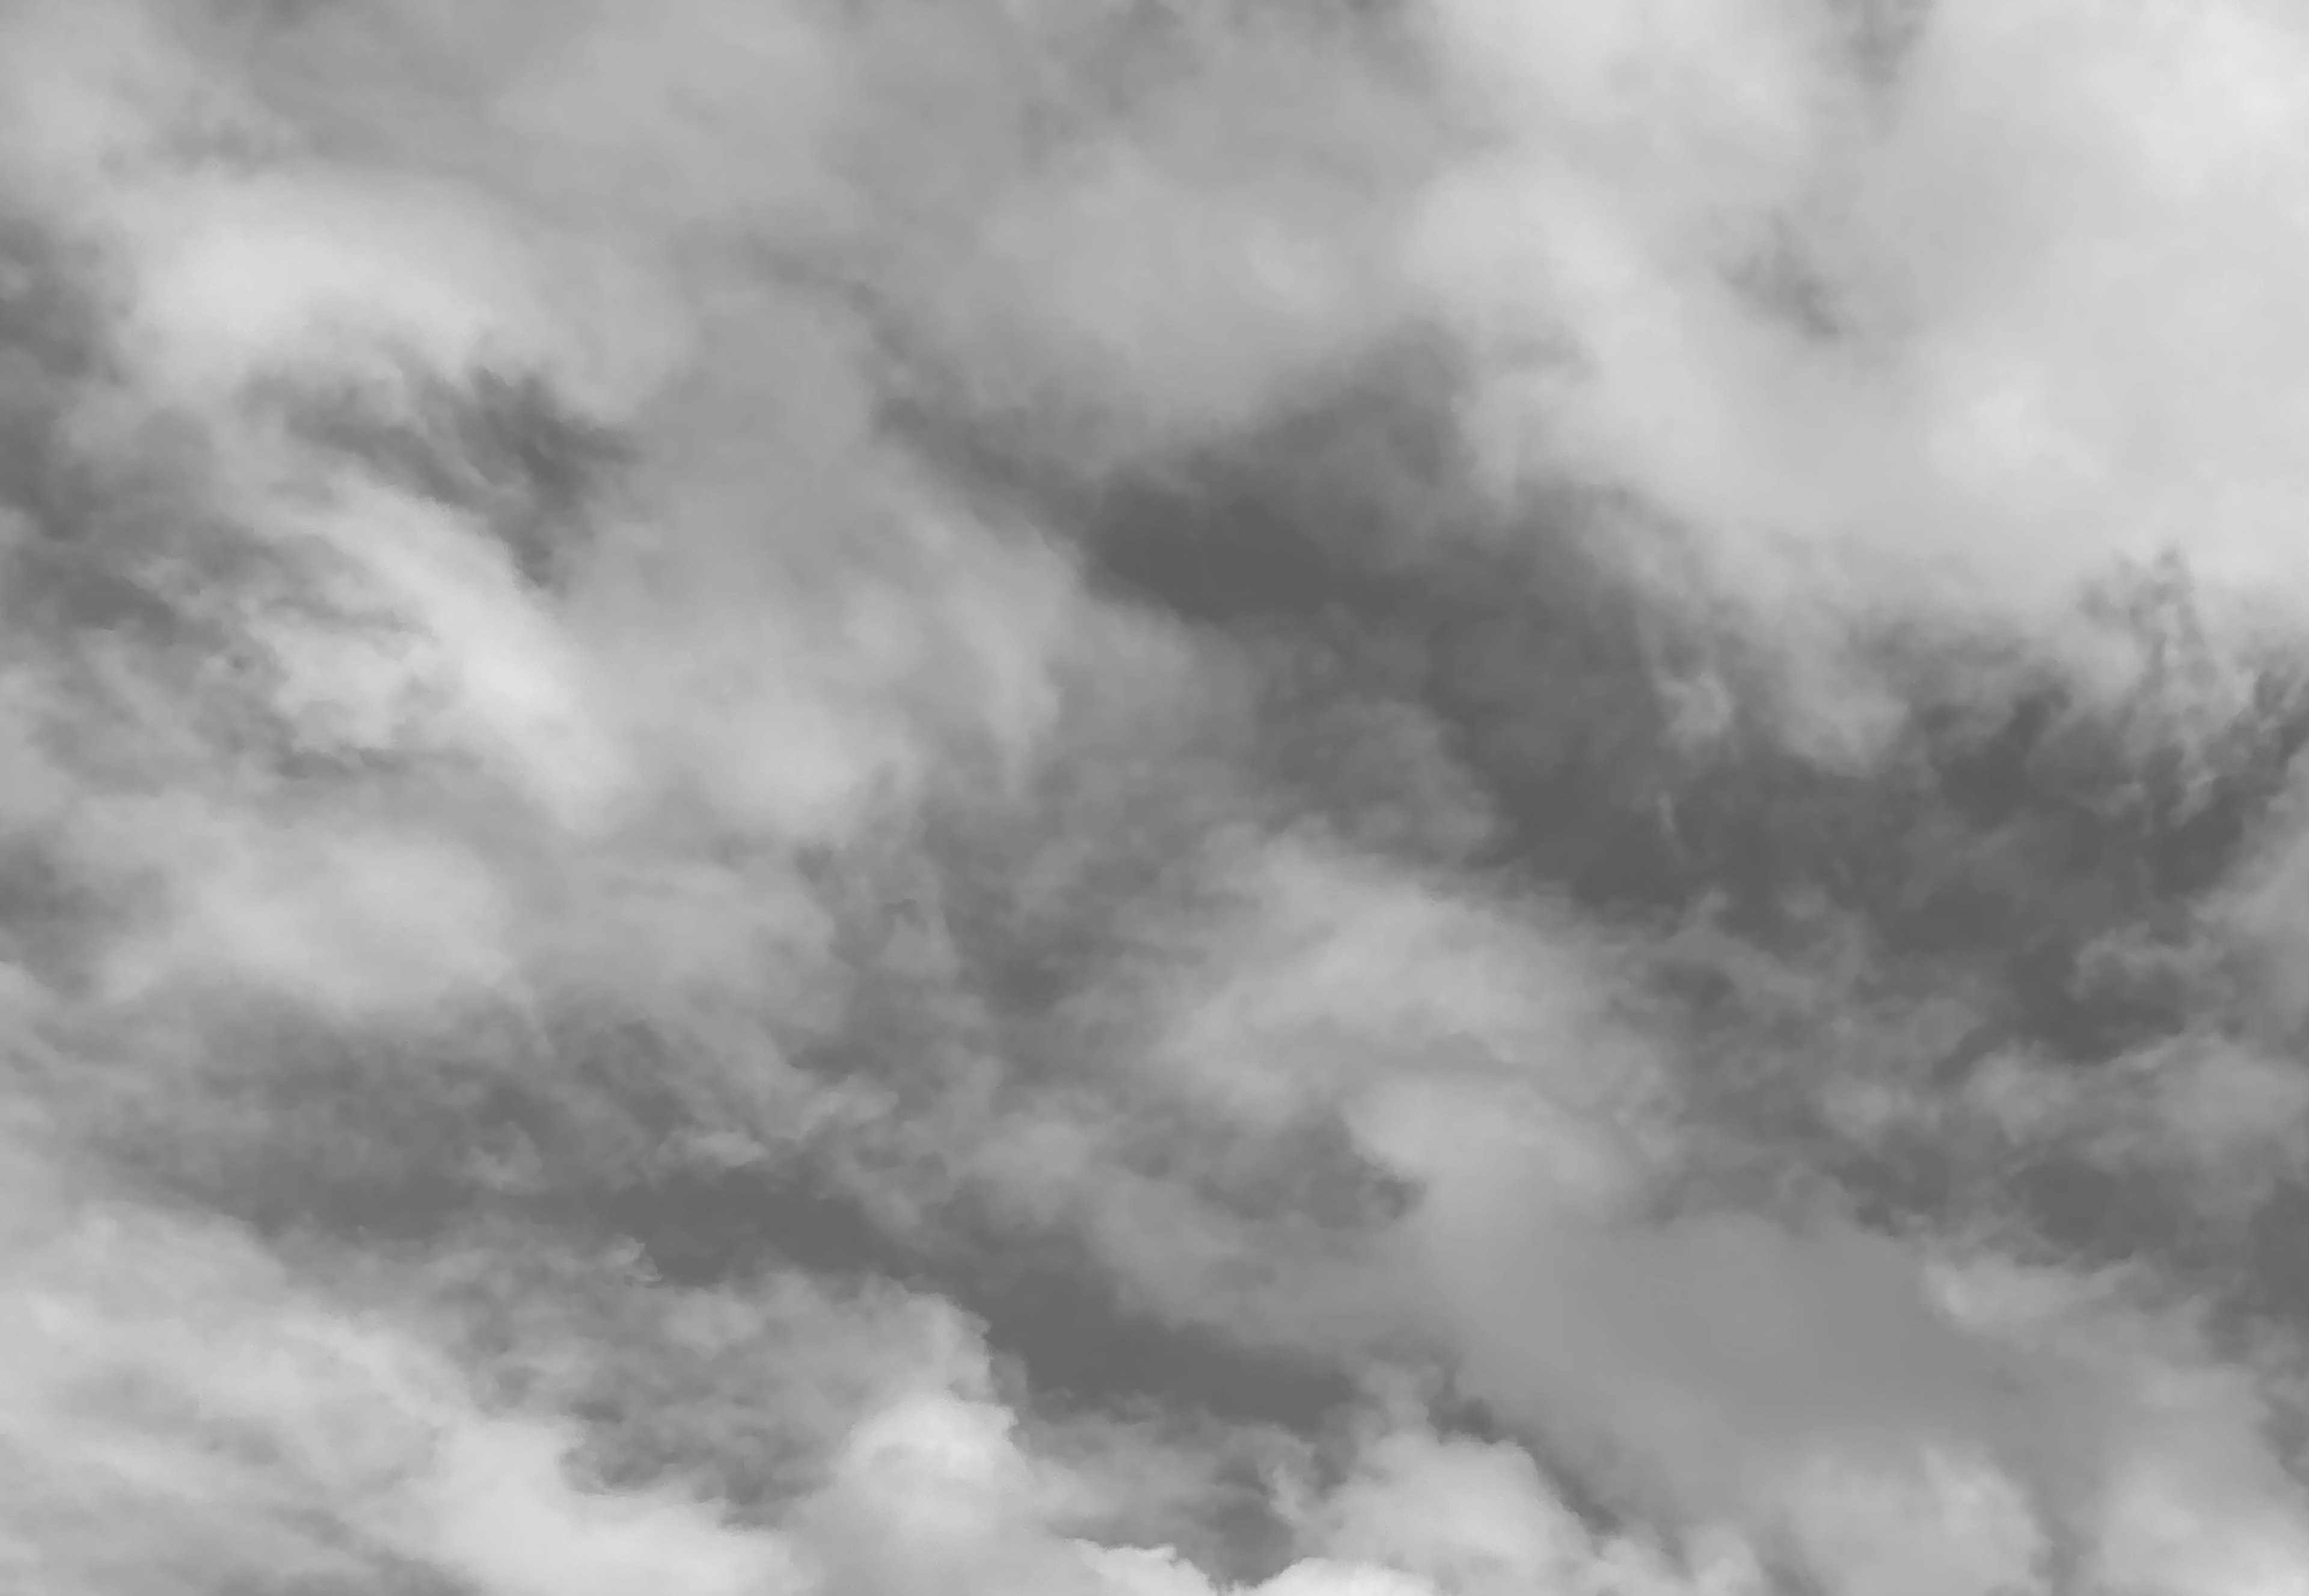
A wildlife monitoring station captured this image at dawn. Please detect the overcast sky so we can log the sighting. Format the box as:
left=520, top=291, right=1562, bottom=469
left=6, top=2, right=2309, bottom=1593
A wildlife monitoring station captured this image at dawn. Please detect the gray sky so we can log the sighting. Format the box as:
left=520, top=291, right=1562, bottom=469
left=4, top=2, right=2309, bottom=1593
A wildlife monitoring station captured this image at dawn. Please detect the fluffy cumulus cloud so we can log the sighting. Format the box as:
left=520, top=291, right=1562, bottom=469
left=10, top=1, right=2309, bottom=1592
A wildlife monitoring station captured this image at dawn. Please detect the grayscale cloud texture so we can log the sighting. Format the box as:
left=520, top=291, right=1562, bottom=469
left=6, top=2, right=2309, bottom=1592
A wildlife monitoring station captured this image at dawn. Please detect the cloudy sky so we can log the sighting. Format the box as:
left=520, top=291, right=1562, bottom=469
left=10, top=0, right=2309, bottom=1592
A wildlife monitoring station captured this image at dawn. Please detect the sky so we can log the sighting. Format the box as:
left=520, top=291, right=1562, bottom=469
left=9, top=0, right=2309, bottom=1592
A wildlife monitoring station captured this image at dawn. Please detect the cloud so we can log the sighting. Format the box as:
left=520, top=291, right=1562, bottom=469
left=0, top=1189, right=796, bottom=1596
left=1406, top=0, right=2309, bottom=708
left=5, top=1, right=2309, bottom=1594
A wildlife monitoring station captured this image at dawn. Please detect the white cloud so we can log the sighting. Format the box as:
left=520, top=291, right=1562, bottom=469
left=1411, top=0, right=2309, bottom=713
left=409, top=1417, right=811, bottom=1596
left=99, top=811, right=518, bottom=1016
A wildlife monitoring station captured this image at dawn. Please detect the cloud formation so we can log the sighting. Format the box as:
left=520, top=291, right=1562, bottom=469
left=6, top=1, right=2309, bottom=1594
